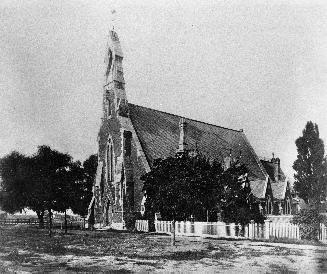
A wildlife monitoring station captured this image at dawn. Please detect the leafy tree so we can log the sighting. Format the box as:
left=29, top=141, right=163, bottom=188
left=219, top=163, right=263, bottom=224
left=70, top=155, right=96, bottom=218
left=293, top=121, right=327, bottom=205
left=0, top=147, right=96, bottom=234
left=0, top=152, right=31, bottom=213
left=53, top=160, right=84, bottom=233
left=142, top=154, right=220, bottom=222
left=28, top=145, right=72, bottom=235
left=141, top=152, right=260, bottom=244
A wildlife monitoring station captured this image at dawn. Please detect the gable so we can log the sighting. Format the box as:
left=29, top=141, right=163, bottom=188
left=128, top=103, right=267, bottom=181
left=271, top=180, right=290, bottom=200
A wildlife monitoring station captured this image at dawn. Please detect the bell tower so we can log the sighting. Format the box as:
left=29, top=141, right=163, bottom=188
left=103, top=30, right=129, bottom=119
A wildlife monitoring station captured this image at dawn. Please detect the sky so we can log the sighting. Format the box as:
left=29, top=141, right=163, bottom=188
left=1, top=0, right=327, bottom=178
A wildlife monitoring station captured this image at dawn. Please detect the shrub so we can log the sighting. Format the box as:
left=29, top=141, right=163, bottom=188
left=124, top=213, right=135, bottom=231
left=292, top=206, right=325, bottom=240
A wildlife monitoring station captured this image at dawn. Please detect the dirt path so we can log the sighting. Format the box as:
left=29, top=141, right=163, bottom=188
left=0, top=225, right=326, bottom=273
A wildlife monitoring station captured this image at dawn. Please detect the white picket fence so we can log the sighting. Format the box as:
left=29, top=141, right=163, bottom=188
left=148, top=220, right=302, bottom=241
left=268, top=222, right=300, bottom=240
left=135, top=219, right=327, bottom=242
left=155, top=220, right=172, bottom=234
left=135, top=220, right=149, bottom=232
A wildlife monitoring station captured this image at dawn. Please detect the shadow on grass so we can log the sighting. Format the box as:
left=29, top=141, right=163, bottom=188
left=239, top=246, right=303, bottom=259
left=134, top=250, right=209, bottom=261
left=1, top=250, right=41, bottom=264
left=132, top=245, right=237, bottom=262
left=65, top=265, right=133, bottom=273
left=267, top=263, right=297, bottom=274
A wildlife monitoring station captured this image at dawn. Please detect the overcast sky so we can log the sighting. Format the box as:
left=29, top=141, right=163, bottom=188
left=1, top=0, right=327, bottom=177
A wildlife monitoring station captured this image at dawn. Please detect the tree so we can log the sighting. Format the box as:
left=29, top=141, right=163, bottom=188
left=70, top=155, right=96, bottom=218
left=141, top=152, right=259, bottom=244
left=29, top=145, right=73, bottom=236
left=53, top=160, right=84, bottom=234
left=0, top=147, right=95, bottom=234
left=0, top=152, right=31, bottom=213
left=293, top=121, right=327, bottom=205
left=218, top=163, right=263, bottom=224
left=142, top=154, right=219, bottom=221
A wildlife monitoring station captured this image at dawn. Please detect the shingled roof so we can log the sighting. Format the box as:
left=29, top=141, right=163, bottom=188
left=129, top=103, right=268, bottom=183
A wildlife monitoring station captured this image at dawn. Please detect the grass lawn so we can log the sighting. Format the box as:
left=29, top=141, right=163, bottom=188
left=0, top=225, right=327, bottom=273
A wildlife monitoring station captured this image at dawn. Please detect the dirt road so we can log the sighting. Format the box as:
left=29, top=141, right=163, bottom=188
left=0, top=225, right=326, bottom=273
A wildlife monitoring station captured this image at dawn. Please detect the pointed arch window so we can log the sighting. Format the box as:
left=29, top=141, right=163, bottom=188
left=285, top=197, right=291, bottom=215
left=123, top=131, right=132, bottom=157
left=266, top=195, right=272, bottom=215
left=106, top=140, right=114, bottom=182
left=106, top=99, right=111, bottom=118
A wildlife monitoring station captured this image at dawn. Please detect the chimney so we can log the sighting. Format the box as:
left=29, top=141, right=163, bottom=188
left=224, top=149, right=232, bottom=171
left=177, top=118, right=187, bottom=153
left=271, top=153, right=280, bottom=181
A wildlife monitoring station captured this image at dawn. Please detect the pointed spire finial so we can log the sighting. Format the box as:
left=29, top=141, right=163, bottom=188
left=111, top=9, right=116, bottom=30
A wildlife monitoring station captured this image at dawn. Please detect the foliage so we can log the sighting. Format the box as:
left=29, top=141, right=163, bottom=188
left=293, top=121, right=327, bottom=205
left=0, top=147, right=96, bottom=232
left=70, top=154, right=97, bottom=217
left=142, top=153, right=219, bottom=222
left=219, top=164, right=264, bottom=224
left=292, top=206, right=326, bottom=240
left=141, top=152, right=262, bottom=225
left=0, top=152, right=31, bottom=213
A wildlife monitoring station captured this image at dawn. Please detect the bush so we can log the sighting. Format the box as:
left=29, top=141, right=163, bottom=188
left=124, top=212, right=144, bottom=231
left=123, top=212, right=137, bottom=231
left=292, top=207, right=325, bottom=240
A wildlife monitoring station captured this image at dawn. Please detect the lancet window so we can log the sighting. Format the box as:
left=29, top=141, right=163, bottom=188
left=266, top=195, right=272, bottom=215
left=106, top=139, right=114, bottom=182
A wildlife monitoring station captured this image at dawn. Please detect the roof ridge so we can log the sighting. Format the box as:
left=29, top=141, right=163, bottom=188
left=128, top=103, right=242, bottom=133
left=239, top=131, right=268, bottom=179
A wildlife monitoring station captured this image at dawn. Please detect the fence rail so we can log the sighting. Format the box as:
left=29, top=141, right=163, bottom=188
left=0, top=218, right=85, bottom=229
left=0, top=218, right=39, bottom=225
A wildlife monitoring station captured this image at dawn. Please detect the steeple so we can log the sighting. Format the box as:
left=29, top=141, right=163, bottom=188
left=104, top=30, right=125, bottom=89
left=103, top=30, right=129, bottom=119
left=177, top=117, right=187, bottom=153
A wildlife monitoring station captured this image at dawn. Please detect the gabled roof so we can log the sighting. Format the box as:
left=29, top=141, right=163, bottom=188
left=271, top=180, right=289, bottom=200
left=129, top=103, right=267, bottom=181
left=250, top=179, right=267, bottom=199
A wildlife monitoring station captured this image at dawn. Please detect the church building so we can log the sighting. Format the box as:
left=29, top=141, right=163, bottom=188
left=87, top=30, right=292, bottom=229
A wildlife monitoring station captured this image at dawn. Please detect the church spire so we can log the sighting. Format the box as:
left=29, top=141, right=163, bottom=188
left=103, top=29, right=129, bottom=119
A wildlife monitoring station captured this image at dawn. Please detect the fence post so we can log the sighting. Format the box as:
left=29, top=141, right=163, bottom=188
left=264, top=220, right=270, bottom=240
left=230, top=223, right=235, bottom=237
left=249, top=220, right=254, bottom=239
